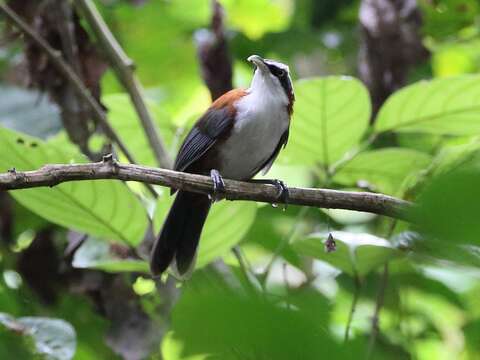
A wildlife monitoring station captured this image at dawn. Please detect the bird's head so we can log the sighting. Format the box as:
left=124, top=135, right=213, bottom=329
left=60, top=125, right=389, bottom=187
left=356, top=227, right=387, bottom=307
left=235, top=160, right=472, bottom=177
left=247, top=55, right=295, bottom=114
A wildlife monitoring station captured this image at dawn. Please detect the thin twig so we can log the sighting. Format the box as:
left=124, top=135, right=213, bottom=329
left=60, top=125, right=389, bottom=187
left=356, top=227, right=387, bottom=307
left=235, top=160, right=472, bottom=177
left=76, top=0, right=172, bottom=169
left=231, top=246, right=257, bottom=296
left=0, top=3, right=158, bottom=197
left=262, top=206, right=310, bottom=284
left=367, top=263, right=389, bottom=358
left=0, top=3, right=136, bottom=165
left=0, top=160, right=414, bottom=220
left=344, top=274, right=361, bottom=342
left=366, top=218, right=396, bottom=356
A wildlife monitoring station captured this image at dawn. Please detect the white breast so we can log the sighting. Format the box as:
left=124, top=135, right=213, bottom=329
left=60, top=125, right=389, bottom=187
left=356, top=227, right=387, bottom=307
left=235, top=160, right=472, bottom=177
left=218, top=91, right=290, bottom=180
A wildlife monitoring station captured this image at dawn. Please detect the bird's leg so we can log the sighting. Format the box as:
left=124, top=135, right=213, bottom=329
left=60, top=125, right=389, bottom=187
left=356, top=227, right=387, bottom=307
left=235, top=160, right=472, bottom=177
left=248, top=179, right=289, bottom=208
left=209, top=169, right=226, bottom=202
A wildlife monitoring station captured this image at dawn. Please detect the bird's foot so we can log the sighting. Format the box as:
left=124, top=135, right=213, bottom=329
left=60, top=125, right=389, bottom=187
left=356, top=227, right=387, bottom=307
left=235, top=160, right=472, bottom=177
left=209, top=169, right=226, bottom=202
left=249, top=179, right=289, bottom=209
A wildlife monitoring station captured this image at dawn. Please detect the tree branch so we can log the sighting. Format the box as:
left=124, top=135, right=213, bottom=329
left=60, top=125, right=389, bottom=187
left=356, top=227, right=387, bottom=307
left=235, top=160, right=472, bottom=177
left=0, top=160, right=413, bottom=221
left=75, top=0, right=173, bottom=169
left=0, top=3, right=136, bottom=165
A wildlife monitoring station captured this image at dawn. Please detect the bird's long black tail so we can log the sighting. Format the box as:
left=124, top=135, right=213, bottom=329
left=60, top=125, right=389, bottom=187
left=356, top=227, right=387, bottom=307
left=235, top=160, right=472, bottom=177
left=150, top=191, right=211, bottom=276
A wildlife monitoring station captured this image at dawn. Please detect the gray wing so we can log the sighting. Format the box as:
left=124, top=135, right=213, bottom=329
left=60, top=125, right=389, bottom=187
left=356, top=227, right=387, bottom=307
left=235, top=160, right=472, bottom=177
left=174, top=107, right=233, bottom=172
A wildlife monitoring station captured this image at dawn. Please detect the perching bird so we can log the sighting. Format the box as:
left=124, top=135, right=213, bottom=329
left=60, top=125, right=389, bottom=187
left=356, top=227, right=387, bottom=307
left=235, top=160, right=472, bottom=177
left=150, top=55, right=294, bottom=277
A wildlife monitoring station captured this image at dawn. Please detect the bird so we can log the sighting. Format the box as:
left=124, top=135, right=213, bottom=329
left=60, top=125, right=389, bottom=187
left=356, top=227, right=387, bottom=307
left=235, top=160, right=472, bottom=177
left=150, top=55, right=295, bottom=277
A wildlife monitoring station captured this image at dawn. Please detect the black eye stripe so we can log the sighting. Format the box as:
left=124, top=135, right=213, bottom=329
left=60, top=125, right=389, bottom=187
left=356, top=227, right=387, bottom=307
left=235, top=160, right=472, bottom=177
left=263, top=61, right=294, bottom=100
left=267, top=64, right=286, bottom=78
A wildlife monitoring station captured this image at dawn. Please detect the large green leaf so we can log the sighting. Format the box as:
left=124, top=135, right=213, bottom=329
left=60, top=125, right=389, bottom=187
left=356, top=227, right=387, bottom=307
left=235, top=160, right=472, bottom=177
left=293, top=231, right=401, bottom=276
left=375, top=75, right=480, bottom=135
left=0, top=313, right=76, bottom=360
left=162, top=270, right=353, bottom=360
left=154, top=193, right=257, bottom=269
left=413, top=169, right=480, bottom=266
left=103, top=93, right=175, bottom=167
left=279, top=77, right=371, bottom=167
left=333, top=148, right=431, bottom=195
left=0, top=127, right=148, bottom=245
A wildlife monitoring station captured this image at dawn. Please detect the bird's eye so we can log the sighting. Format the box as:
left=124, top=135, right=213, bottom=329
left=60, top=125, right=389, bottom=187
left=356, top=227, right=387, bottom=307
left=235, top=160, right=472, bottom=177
left=272, top=68, right=285, bottom=78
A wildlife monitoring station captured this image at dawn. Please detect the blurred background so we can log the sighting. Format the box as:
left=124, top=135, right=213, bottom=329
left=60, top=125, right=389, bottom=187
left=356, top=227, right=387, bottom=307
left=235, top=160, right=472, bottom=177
left=1, top=0, right=480, bottom=359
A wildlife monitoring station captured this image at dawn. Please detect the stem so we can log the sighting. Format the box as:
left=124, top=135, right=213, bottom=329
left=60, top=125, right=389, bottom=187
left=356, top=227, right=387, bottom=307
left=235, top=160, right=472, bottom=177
left=232, top=246, right=257, bottom=295
left=0, top=3, right=136, bottom=165
left=262, top=206, right=310, bottom=283
left=344, top=274, right=361, bottom=342
left=0, top=3, right=158, bottom=197
left=367, top=263, right=389, bottom=358
left=76, top=0, right=172, bottom=169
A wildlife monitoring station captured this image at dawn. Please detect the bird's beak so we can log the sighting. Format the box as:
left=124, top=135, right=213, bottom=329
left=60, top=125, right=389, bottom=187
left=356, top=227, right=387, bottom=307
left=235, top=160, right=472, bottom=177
left=248, top=54, right=268, bottom=73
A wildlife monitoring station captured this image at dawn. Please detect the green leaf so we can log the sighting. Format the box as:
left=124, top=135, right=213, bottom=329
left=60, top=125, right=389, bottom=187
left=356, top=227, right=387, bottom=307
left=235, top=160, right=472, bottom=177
left=0, top=313, right=76, bottom=360
left=333, top=148, right=431, bottom=195
left=72, top=237, right=149, bottom=273
left=223, top=0, right=292, bottom=39
left=279, top=77, right=371, bottom=167
left=154, top=194, right=257, bottom=269
left=256, top=164, right=314, bottom=188
left=0, top=127, right=148, bottom=245
left=430, top=138, right=480, bottom=175
left=293, top=231, right=401, bottom=276
left=413, top=169, right=480, bottom=265
left=375, top=75, right=480, bottom=135
left=103, top=93, right=175, bottom=167
left=162, top=270, right=352, bottom=360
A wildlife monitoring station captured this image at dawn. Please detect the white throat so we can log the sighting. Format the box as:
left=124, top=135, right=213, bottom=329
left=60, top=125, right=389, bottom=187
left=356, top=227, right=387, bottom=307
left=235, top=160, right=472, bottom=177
left=216, top=70, right=290, bottom=180
left=249, top=68, right=289, bottom=106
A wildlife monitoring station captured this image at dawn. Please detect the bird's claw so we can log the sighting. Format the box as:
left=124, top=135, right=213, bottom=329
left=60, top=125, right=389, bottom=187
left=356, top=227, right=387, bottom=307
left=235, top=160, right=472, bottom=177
left=272, top=179, right=289, bottom=209
left=209, top=169, right=226, bottom=202
left=248, top=178, right=289, bottom=209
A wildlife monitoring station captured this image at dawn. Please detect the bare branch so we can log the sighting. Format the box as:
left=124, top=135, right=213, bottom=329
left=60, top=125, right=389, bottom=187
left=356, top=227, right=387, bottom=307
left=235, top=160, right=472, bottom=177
left=76, top=0, right=173, bottom=169
left=0, top=160, right=413, bottom=221
left=0, top=3, right=136, bottom=165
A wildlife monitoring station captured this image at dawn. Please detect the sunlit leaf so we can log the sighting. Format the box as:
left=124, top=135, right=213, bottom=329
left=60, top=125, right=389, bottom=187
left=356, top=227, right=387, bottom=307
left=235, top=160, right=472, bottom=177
left=99, top=0, right=206, bottom=113
left=432, top=41, right=480, bottom=77
left=293, top=231, right=402, bottom=276
left=0, top=127, right=148, bottom=245
left=103, top=93, right=175, bottom=166
left=279, top=77, right=371, bottom=167
left=333, top=148, right=431, bottom=195
left=375, top=75, right=480, bottom=135
left=223, top=0, right=293, bottom=39
left=430, top=138, right=480, bottom=175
